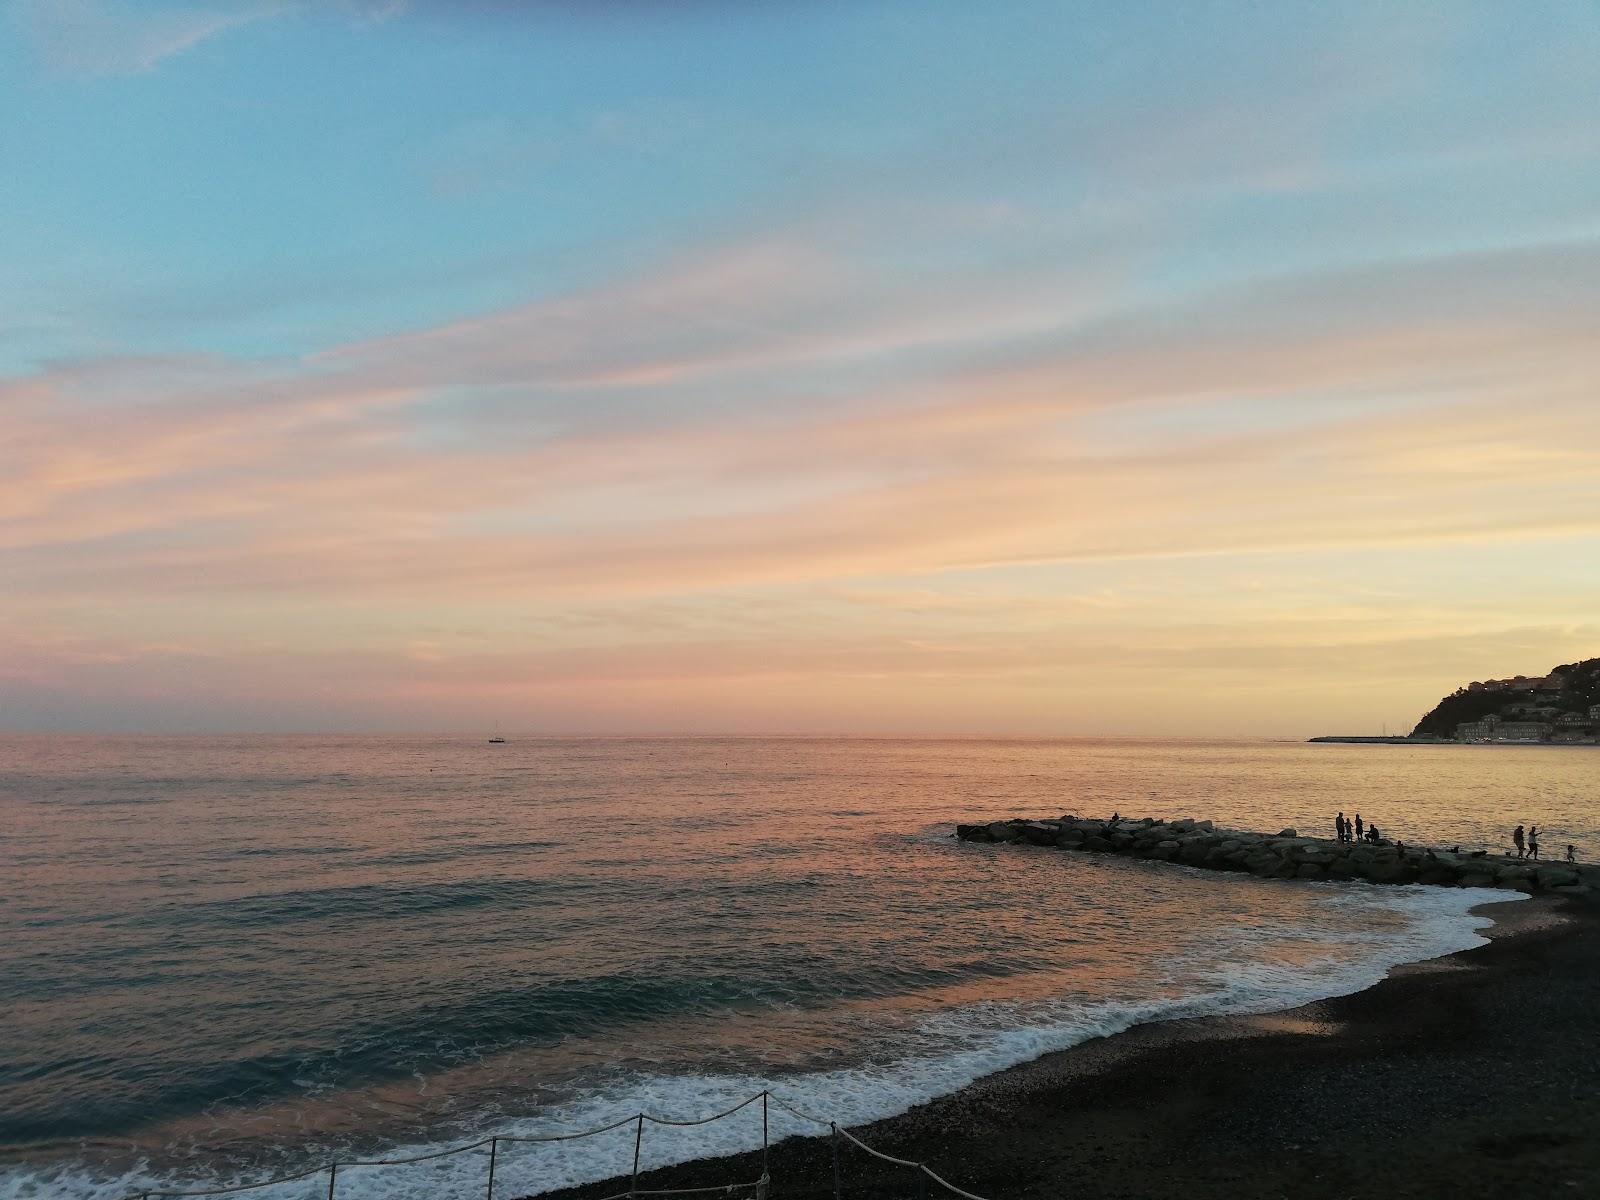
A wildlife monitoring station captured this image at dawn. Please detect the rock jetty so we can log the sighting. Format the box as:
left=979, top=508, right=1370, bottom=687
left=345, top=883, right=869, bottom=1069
left=955, top=816, right=1598, bottom=895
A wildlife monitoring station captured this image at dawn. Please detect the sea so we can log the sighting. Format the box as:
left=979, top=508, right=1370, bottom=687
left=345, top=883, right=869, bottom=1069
left=4, top=735, right=1597, bottom=1200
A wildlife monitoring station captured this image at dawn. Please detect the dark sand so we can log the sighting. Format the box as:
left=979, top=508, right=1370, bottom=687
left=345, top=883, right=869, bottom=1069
left=525, top=895, right=1600, bottom=1200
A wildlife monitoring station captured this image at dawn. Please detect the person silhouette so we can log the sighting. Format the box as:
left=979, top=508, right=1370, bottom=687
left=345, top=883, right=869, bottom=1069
left=1354, top=813, right=1364, bottom=842
left=1336, top=812, right=1347, bottom=842
left=1567, top=844, right=1578, bottom=864
left=1527, top=825, right=1540, bottom=861
left=1513, top=824, right=1525, bottom=859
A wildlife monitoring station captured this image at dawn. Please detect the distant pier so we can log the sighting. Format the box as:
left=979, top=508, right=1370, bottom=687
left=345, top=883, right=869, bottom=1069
left=956, top=815, right=1596, bottom=895
left=1307, top=735, right=1434, bottom=744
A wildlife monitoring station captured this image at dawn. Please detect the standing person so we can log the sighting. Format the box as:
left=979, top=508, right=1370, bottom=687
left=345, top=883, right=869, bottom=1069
left=1513, top=824, right=1526, bottom=859
left=1354, top=813, right=1364, bottom=842
left=1336, top=812, right=1347, bottom=842
left=1567, top=844, right=1578, bottom=864
left=1528, top=825, right=1540, bottom=861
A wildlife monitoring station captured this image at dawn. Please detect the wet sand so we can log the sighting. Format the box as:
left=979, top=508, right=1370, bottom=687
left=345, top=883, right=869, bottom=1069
left=525, top=894, right=1600, bottom=1200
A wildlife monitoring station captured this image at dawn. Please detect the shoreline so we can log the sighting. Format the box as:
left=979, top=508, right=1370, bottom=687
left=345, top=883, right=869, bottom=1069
left=524, top=894, right=1600, bottom=1200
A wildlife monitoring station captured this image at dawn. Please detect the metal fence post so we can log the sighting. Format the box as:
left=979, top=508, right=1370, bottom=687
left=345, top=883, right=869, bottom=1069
left=916, top=1166, right=930, bottom=1199
left=326, top=1163, right=338, bottom=1200
left=486, top=1136, right=498, bottom=1200
left=630, top=1114, right=644, bottom=1196
left=830, top=1123, right=841, bottom=1200
left=761, top=1091, right=769, bottom=1177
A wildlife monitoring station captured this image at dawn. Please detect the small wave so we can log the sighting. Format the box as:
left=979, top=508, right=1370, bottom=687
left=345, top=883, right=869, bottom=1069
left=131, top=878, right=561, bottom=932
left=204, top=845, right=354, bottom=862
left=358, top=841, right=561, bottom=868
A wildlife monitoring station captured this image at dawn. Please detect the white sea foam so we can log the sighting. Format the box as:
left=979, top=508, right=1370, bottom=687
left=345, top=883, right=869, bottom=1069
left=2, top=885, right=1520, bottom=1200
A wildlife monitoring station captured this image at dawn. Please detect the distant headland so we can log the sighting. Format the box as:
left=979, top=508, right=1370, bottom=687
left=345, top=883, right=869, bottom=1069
left=1312, top=656, right=1600, bottom=745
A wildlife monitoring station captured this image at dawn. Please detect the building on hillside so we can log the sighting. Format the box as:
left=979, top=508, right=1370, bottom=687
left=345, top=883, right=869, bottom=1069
left=1455, top=715, right=1555, bottom=742
left=1555, top=712, right=1592, bottom=727
left=1468, top=675, right=1555, bottom=693
left=1497, top=721, right=1554, bottom=742
left=1590, top=704, right=1600, bottom=721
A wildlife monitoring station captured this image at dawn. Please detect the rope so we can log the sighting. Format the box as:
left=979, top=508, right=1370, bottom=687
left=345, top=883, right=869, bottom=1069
left=832, top=1114, right=991, bottom=1199
left=917, top=1165, right=991, bottom=1200
left=832, top=1125, right=921, bottom=1168
left=121, top=1089, right=993, bottom=1200
left=341, top=1137, right=496, bottom=1166
left=764, top=1093, right=831, bottom=1127
left=641, top=1092, right=765, bottom=1127
left=499, top=1114, right=642, bottom=1144
left=634, top=1183, right=763, bottom=1195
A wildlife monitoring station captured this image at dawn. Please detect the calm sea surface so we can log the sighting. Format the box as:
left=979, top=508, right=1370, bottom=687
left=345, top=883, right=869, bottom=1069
left=4, top=736, right=1597, bottom=1200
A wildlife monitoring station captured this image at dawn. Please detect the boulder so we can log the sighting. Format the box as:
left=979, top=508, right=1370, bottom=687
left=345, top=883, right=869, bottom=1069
left=1152, top=840, right=1180, bottom=861
left=1363, top=860, right=1418, bottom=885
left=1177, top=841, right=1211, bottom=866
left=955, top=824, right=991, bottom=841
left=1019, top=822, right=1059, bottom=846
left=1296, top=849, right=1337, bottom=866
left=1536, top=866, right=1580, bottom=889
left=1277, top=827, right=1298, bottom=837
left=1458, top=873, right=1496, bottom=889
left=1296, top=863, right=1327, bottom=880
left=987, top=821, right=1021, bottom=843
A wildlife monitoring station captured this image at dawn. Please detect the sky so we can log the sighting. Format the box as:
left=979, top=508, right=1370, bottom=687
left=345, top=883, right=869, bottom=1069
left=2, top=0, right=1598, bottom=736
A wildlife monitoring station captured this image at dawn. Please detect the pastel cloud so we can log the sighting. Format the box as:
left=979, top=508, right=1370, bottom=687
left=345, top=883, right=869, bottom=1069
left=13, top=0, right=293, bottom=76
left=5, top=233, right=1599, bottom=743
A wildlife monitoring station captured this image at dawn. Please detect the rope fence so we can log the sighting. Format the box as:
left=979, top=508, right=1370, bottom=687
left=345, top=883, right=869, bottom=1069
left=123, top=1090, right=990, bottom=1200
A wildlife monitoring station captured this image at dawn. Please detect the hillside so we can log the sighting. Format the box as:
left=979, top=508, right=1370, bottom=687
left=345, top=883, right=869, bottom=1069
left=1411, top=657, right=1600, bottom=739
